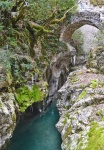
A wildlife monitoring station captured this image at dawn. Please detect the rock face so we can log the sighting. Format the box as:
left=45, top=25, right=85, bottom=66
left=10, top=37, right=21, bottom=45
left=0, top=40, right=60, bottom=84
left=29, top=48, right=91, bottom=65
left=47, top=50, right=76, bottom=103
left=56, top=47, right=104, bottom=150
left=0, top=93, right=17, bottom=149
left=87, top=46, right=104, bottom=74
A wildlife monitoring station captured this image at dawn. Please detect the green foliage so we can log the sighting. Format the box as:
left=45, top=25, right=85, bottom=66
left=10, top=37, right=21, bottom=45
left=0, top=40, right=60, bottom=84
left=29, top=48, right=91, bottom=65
left=0, top=102, right=2, bottom=108
left=7, top=37, right=18, bottom=49
left=90, top=79, right=98, bottom=88
left=72, top=29, right=84, bottom=52
left=0, top=50, right=36, bottom=85
left=6, top=72, right=12, bottom=85
left=26, top=0, right=76, bottom=21
left=0, top=23, right=5, bottom=45
left=0, top=50, right=12, bottom=74
left=10, top=55, right=35, bottom=83
left=96, top=110, right=104, bottom=120
left=0, top=0, right=77, bottom=57
left=41, top=25, right=68, bottom=60
left=62, top=125, right=72, bottom=140
left=90, top=79, right=104, bottom=89
left=0, top=0, right=77, bottom=88
left=62, top=118, right=67, bottom=125
left=0, top=1, right=14, bottom=11
left=78, top=90, right=87, bottom=100
left=90, top=0, right=104, bottom=6
left=0, top=23, right=4, bottom=31
left=96, top=30, right=104, bottom=47
left=76, top=122, right=104, bottom=150
left=70, top=76, right=80, bottom=84
left=85, top=122, right=104, bottom=150
left=16, top=84, right=44, bottom=112
left=32, top=84, right=44, bottom=101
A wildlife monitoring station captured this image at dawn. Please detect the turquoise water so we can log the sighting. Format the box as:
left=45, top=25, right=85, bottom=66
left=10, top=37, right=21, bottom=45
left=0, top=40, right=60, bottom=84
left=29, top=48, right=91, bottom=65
left=7, top=102, right=62, bottom=150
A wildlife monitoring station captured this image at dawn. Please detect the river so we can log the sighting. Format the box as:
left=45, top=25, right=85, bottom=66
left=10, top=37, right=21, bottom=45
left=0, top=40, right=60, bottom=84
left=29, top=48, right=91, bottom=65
left=6, top=102, right=62, bottom=150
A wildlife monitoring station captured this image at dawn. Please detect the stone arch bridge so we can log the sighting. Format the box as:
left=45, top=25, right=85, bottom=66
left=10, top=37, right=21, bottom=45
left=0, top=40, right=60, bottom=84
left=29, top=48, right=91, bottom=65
left=47, top=8, right=104, bottom=102
left=61, top=11, right=104, bottom=44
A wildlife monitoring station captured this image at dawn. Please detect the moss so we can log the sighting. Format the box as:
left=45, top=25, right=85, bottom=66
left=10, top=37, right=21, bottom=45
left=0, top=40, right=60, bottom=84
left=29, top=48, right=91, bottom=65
left=77, top=88, right=88, bottom=101
left=66, top=140, right=71, bottom=150
left=96, top=110, right=104, bottom=121
left=6, top=72, right=12, bottom=85
left=80, top=84, right=86, bottom=88
left=62, top=118, right=67, bottom=125
left=62, top=125, right=72, bottom=141
left=90, top=0, right=104, bottom=6
left=102, top=116, right=104, bottom=121
left=65, top=112, right=70, bottom=118
left=70, top=76, right=80, bottom=84
left=77, top=122, right=104, bottom=150
left=100, top=66, right=104, bottom=74
left=72, top=29, right=84, bottom=52
left=77, top=139, right=84, bottom=150
left=0, top=102, right=2, bottom=108
left=90, top=60, right=98, bottom=68
left=12, top=113, right=16, bottom=121
left=78, top=90, right=87, bottom=100
left=84, top=122, right=104, bottom=150
left=65, top=105, right=70, bottom=110
left=15, top=84, right=44, bottom=112
left=90, top=79, right=98, bottom=89
left=90, top=79, right=104, bottom=89
left=96, top=110, right=104, bottom=116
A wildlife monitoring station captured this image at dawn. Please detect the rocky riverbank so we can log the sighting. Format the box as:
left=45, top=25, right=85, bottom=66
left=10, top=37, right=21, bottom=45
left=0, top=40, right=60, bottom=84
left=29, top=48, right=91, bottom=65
left=56, top=47, right=104, bottom=150
left=0, top=93, right=18, bottom=149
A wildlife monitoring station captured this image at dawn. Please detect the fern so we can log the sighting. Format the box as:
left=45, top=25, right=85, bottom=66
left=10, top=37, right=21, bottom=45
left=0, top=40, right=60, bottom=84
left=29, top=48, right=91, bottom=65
left=16, top=85, right=44, bottom=112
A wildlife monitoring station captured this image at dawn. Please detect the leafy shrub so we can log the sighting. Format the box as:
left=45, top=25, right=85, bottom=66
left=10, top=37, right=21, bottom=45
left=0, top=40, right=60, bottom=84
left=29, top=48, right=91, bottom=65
left=0, top=1, right=14, bottom=12
left=0, top=49, right=12, bottom=74
left=85, top=122, right=104, bottom=150
left=15, top=84, right=44, bottom=112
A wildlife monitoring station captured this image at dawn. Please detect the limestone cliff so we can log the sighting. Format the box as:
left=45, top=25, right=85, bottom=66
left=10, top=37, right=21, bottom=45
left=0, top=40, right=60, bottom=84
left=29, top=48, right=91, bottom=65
left=0, top=93, right=18, bottom=149
left=56, top=47, right=104, bottom=150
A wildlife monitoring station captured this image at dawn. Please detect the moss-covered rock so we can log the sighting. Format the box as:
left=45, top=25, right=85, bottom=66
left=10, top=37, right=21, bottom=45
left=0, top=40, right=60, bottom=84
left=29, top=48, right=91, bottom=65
left=87, top=47, right=104, bottom=74
left=15, top=83, right=48, bottom=112
left=85, top=122, right=104, bottom=150
left=56, top=67, right=104, bottom=150
left=90, top=0, right=104, bottom=6
left=0, top=93, right=18, bottom=149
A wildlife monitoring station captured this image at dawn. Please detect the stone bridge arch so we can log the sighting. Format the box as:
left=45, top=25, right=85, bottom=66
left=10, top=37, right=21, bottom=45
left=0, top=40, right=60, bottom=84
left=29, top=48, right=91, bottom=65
left=61, top=11, right=103, bottom=44
left=47, top=11, right=104, bottom=101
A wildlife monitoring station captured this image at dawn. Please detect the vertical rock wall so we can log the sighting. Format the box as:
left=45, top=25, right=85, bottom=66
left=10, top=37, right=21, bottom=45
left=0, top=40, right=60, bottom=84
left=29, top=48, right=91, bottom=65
left=0, top=93, right=18, bottom=150
left=56, top=47, right=104, bottom=150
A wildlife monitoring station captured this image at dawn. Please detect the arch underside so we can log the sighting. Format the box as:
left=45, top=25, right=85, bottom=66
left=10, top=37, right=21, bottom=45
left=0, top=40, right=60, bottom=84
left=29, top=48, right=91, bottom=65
left=61, top=11, right=103, bottom=44
left=62, top=20, right=101, bottom=43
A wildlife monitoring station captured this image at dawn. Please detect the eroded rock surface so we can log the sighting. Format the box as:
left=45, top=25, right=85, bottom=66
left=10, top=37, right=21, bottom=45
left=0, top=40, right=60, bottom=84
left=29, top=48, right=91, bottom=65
left=0, top=93, right=17, bottom=149
left=87, top=46, right=104, bottom=74
left=56, top=47, right=104, bottom=150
